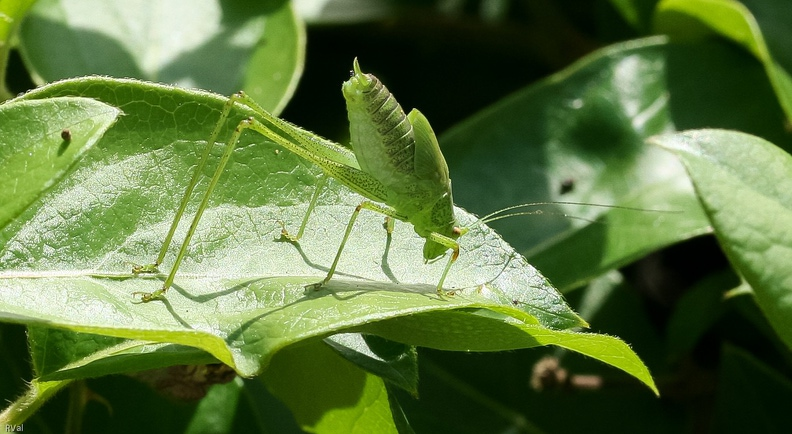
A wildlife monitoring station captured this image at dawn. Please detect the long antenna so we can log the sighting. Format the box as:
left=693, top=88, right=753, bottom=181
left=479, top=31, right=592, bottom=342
left=470, top=201, right=679, bottom=229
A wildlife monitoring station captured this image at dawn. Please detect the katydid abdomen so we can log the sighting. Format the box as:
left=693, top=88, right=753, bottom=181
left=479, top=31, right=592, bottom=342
left=342, top=59, right=461, bottom=263
left=343, top=69, right=415, bottom=184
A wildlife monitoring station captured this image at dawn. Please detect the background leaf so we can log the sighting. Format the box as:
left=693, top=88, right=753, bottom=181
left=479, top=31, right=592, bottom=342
left=442, top=36, right=711, bottom=292
left=655, top=0, right=792, bottom=121
left=18, top=0, right=304, bottom=114
left=0, top=0, right=36, bottom=99
left=264, top=340, right=400, bottom=434
left=442, top=34, right=791, bottom=293
left=325, top=334, right=419, bottom=395
left=654, top=129, right=792, bottom=350
left=713, top=345, right=792, bottom=433
left=293, top=0, right=395, bottom=24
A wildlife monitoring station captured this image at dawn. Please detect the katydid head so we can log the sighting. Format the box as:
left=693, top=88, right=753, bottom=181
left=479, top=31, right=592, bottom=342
left=424, top=225, right=468, bottom=259
left=411, top=191, right=466, bottom=261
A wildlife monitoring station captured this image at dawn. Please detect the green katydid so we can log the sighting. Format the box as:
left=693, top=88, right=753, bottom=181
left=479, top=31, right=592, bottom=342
left=132, top=58, right=662, bottom=302
left=133, top=58, right=465, bottom=301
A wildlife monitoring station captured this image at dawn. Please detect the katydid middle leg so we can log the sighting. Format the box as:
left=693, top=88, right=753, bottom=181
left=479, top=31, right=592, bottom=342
left=427, top=229, right=467, bottom=294
left=310, top=200, right=464, bottom=294
left=308, top=200, right=406, bottom=290
left=132, top=92, right=241, bottom=277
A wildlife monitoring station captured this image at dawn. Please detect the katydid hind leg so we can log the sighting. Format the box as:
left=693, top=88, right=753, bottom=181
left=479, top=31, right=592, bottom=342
left=232, top=91, right=359, bottom=168
left=132, top=93, right=241, bottom=277
left=133, top=108, right=256, bottom=302
left=133, top=96, right=371, bottom=301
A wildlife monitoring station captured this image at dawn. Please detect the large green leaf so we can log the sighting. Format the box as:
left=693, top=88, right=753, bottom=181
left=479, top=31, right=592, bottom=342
left=18, top=0, right=304, bottom=114
left=0, top=97, right=121, bottom=228
left=325, top=333, right=419, bottom=395
left=654, top=129, right=792, bottom=350
left=0, top=76, right=657, bottom=424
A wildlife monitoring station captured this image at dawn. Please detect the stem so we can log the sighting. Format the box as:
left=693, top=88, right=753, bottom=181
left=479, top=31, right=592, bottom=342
left=0, top=31, right=15, bottom=101
left=0, top=42, right=12, bottom=101
left=0, top=379, right=72, bottom=427
left=0, top=0, right=37, bottom=101
left=65, top=381, right=87, bottom=434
